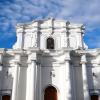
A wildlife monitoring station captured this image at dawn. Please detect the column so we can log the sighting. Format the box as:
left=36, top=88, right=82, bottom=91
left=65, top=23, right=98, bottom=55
left=11, top=55, right=21, bottom=100
left=0, top=54, right=3, bottom=71
left=39, top=63, right=42, bottom=100
left=26, top=52, right=37, bottom=100
left=65, top=52, right=72, bottom=100
left=81, top=54, right=90, bottom=100
left=0, top=54, right=3, bottom=91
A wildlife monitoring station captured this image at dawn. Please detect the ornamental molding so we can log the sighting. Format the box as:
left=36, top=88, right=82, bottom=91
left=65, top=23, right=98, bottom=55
left=26, top=47, right=41, bottom=54
left=41, top=48, right=71, bottom=57
left=17, top=26, right=83, bottom=35
left=16, top=18, right=84, bottom=34
left=1, top=49, right=27, bottom=56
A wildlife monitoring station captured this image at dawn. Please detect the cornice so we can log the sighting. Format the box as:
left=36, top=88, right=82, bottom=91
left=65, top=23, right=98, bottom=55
left=16, top=18, right=84, bottom=34
left=75, top=48, right=100, bottom=56
left=40, top=48, right=72, bottom=57
left=5, top=49, right=27, bottom=56
left=87, top=61, right=100, bottom=65
left=16, top=25, right=83, bottom=31
left=1, top=48, right=100, bottom=57
left=3, top=61, right=28, bottom=67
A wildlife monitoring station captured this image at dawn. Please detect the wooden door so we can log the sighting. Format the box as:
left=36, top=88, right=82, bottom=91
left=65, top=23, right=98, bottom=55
left=44, top=86, right=57, bottom=100
left=91, top=95, right=98, bottom=100
left=2, top=95, right=10, bottom=100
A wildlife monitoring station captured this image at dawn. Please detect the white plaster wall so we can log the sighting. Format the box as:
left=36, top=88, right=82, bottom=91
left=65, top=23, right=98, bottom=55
left=13, top=18, right=84, bottom=50
left=0, top=49, right=100, bottom=100
left=39, top=51, right=72, bottom=100
left=41, top=65, right=66, bottom=100
left=24, top=34, right=32, bottom=48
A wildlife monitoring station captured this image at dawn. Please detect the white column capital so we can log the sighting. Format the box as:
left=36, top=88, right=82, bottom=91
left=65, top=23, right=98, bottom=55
left=65, top=57, right=71, bottom=61
left=14, top=62, right=21, bottom=67
left=27, top=59, right=37, bottom=65
left=14, top=54, right=22, bottom=66
left=15, top=54, right=21, bottom=62
left=28, top=52, right=37, bottom=62
left=65, top=51, right=71, bottom=61
left=80, top=54, right=87, bottom=64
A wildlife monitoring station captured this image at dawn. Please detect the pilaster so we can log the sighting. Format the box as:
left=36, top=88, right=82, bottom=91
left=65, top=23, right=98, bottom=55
left=0, top=49, right=5, bottom=71
left=81, top=54, right=90, bottom=100
left=65, top=51, right=72, bottom=100
left=11, top=54, right=21, bottom=100
left=15, top=26, right=25, bottom=49
left=0, top=54, right=3, bottom=71
left=26, top=52, right=37, bottom=100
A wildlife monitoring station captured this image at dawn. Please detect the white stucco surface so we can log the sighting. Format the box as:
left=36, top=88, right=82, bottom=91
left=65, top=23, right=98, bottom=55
left=0, top=18, right=100, bottom=100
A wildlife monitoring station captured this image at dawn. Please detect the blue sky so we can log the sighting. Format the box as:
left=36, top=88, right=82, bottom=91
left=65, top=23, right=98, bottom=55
left=0, top=0, right=100, bottom=49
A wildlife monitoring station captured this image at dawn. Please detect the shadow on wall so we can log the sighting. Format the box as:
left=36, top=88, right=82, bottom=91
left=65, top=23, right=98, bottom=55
left=39, top=52, right=59, bottom=100
left=90, top=64, right=100, bottom=93
left=0, top=66, right=13, bottom=98
left=86, top=53, right=100, bottom=97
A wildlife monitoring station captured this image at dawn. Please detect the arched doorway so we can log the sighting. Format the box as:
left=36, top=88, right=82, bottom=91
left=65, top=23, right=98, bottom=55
left=47, top=38, right=54, bottom=49
left=44, top=86, right=57, bottom=100
left=2, top=95, right=10, bottom=100
left=91, top=94, right=99, bottom=100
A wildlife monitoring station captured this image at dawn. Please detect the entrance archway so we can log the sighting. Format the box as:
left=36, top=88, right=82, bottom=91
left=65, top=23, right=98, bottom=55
left=44, top=86, right=57, bottom=100
left=2, top=95, right=10, bottom=100
left=91, top=95, right=99, bottom=100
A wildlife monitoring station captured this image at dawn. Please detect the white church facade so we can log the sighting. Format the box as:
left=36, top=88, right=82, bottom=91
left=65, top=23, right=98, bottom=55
left=0, top=18, right=100, bottom=100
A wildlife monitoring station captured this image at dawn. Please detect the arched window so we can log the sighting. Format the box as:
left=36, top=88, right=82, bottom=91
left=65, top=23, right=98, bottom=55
left=2, top=95, right=10, bottom=100
left=44, top=86, right=57, bottom=100
left=47, top=38, right=54, bottom=49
